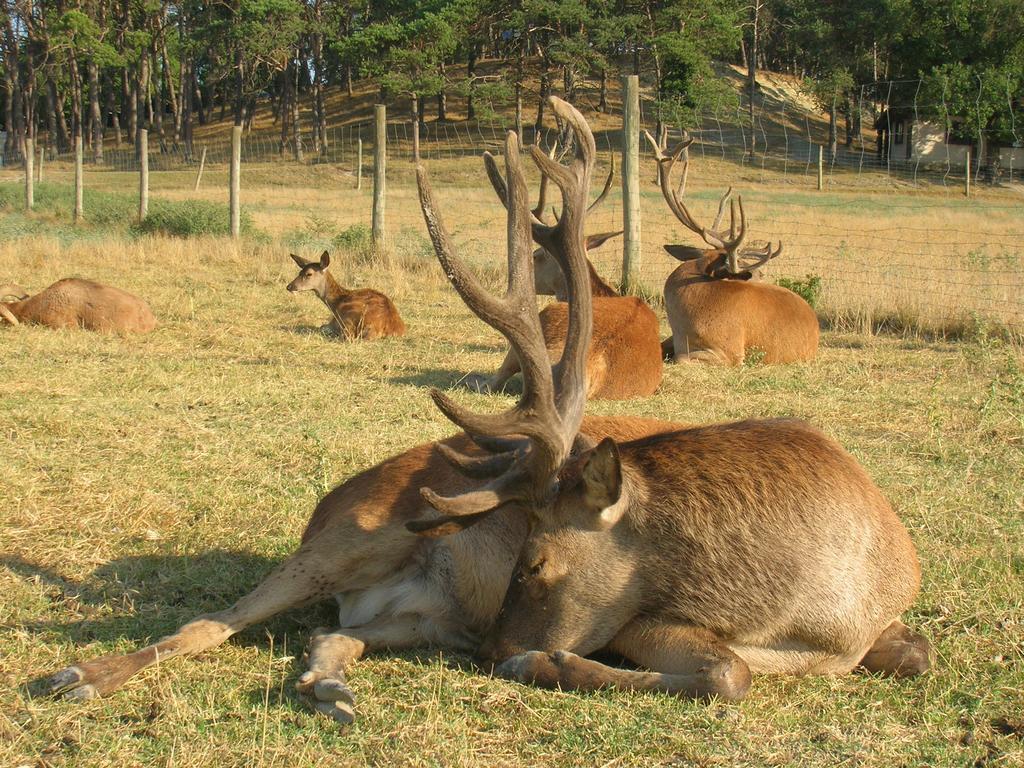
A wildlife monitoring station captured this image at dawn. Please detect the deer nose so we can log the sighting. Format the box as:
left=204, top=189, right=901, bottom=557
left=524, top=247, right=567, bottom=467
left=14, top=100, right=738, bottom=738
left=286, top=284, right=297, bottom=292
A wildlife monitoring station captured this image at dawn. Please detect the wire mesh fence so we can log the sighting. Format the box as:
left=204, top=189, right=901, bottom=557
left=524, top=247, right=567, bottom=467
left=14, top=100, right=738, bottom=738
left=6, top=76, right=1024, bottom=336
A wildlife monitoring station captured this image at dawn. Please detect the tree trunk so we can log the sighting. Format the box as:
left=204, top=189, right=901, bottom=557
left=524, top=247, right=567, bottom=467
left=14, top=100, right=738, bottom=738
left=44, top=79, right=60, bottom=152
left=162, top=44, right=178, bottom=142
left=106, top=74, right=122, bottom=149
left=844, top=95, right=853, bottom=148
left=312, top=31, right=326, bottom=153
left=466, top=47, right=476, bottom=120
left=747, top=0, right=759, bottom=155
left=88, top=60, right=103, bottom=161
left=279, top=65, right=290, bottom=156
left=828, top=102, right=837, bottom=162
left=598, top=69, right=607, bottom=112
left=535, top=69, right=549, bottom=131
left=125, top=67, right=137, bottom=144
left=291, top=55, right=303, bottom=161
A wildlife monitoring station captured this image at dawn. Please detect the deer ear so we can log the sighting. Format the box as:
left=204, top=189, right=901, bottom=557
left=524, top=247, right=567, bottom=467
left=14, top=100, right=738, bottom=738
left=580, top=438, right=624, bottom=527
left=585, top=231, right=623, bottom=251
left=319, top=251, right=331, bottom=269
left=663, top=244, right=706, bottom=262
left=290, top=253, right=311, bottom=268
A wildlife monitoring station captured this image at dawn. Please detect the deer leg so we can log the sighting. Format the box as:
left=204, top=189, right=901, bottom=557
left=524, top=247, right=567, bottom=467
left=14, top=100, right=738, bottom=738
left=495, top=619, right=751, bottom=702
left=660, top=335, right=675, bottom=361
left=857, top=619, right=932, bottom=678
left=41, top=544, right=350, bottom=701
left=464, top=350, right=520, bottom=394
left=297, top=614, right=468, bottom=726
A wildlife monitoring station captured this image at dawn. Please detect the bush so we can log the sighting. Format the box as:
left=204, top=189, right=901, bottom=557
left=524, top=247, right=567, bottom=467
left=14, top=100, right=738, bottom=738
left=132, top=199, right=253, bottom=238
left=776, top=273, right=822, bottom=308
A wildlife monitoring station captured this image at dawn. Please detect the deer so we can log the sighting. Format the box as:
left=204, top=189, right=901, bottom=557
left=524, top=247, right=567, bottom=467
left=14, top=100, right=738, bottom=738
left=286, top=250, right=405, bottom=340
left=468, top=156, right=663, bottom=400
left=0, top=278, right=156, bottom=333
left=410, top=100, right=931, bottom=697
left=36, top=100, right=679, bottom=728
left=644, top=132, right=819, bottom=365
left=37, top=99, right=928, bottom=729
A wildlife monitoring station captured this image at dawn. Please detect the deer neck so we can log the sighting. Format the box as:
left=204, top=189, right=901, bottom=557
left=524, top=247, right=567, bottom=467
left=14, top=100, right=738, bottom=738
left=587, top=261, right=620, bottom=297
left=317, top=271, right=352, bottom=312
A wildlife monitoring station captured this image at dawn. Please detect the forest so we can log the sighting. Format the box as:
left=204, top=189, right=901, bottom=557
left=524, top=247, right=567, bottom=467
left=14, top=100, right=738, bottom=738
left=1, top=0, right=1022, bottom=166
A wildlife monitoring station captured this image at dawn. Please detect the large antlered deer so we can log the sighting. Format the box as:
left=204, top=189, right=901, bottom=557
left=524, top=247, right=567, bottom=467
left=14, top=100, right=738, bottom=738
left=411, top=101, right=930, bottom=697
left=37, top=100, right=676, bottom=728
left=287, top=250, right=405, bottom=340
left=38, top=99, right=927, bottom=729
left=469, top=156, right=663, bottom=400
left=0, top=279, right=156, bottom=333
left=645, top=132, right=819, bottom=365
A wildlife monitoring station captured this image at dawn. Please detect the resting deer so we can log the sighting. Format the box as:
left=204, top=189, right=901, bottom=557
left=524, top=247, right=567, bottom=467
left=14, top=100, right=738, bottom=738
left=412, top=101, right=930, bottom=697
left=645, top=132, right=819, bottom=365
left=287, top=251, right=405, bottom=340
left=39, top=99, right=927, bottom=729
left=37, top=100, right=676, bottom=728
left=469, top=158, right=662, bottom=400
left=0, top=279, right=156, bottom=333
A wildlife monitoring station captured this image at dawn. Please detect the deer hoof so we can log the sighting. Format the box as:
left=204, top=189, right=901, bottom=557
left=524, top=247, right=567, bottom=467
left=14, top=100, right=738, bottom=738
left=45, top=666, right=85, bottom=694
left=313, top=697, right=356, bottom=727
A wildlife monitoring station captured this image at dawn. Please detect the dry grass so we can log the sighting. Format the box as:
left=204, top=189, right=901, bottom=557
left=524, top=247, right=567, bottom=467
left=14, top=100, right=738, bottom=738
left=8, top=153, right=1020, bottom=338
left=1, top=228, right=1023, bottom=767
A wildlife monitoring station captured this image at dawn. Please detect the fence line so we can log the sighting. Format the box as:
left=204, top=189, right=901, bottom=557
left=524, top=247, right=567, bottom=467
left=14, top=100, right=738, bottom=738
left=4, top=78, right=1023, bottom=336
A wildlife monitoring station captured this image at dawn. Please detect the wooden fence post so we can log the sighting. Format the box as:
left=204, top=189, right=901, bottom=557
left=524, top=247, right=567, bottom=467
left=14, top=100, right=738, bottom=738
left=356, top=137, right=363, bottom=190
left=193, top=146, right=207, bottom=191
left=621, top=75, right=641, bottom=294
left=230, top=126, right=241, bottom=238
left=138, top=128, right=149, bottom=222
left=24, top=138, right=34, bottom=210
left=817, top=145, right=824, bottom=191
left=964, top=149, right=971, bottom=198
left=372, top=104, right=386, bottom=247
left=74, top=134, right=83, bottom=222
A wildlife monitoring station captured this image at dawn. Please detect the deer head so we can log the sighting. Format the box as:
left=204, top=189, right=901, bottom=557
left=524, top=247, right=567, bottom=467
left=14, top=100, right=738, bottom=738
left=645, top=131, right=782, bottom=281
left=287, top=251, right=332, bottom=296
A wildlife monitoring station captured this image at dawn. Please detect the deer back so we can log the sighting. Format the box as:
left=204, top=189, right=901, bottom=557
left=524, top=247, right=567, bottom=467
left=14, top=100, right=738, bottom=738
left=6, top=278, right=156, bottom=333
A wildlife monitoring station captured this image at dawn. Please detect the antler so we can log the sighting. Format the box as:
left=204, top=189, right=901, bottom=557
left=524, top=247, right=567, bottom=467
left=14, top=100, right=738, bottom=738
left=645, top=131, right=750, bottom=272
left=414, top=96, right=596, bottom=533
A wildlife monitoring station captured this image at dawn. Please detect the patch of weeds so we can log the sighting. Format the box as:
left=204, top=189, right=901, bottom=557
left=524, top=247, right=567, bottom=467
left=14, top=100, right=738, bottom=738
left=743, top=347, right=767, bottom=366
left=132, top=200, right=254, bottom=238
left=332, top=223, right=375, bottom=262
left=776, top=273, right=822, bottom=308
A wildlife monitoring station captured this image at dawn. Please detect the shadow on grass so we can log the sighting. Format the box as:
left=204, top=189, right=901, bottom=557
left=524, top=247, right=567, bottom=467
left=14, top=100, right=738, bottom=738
left=3, top=550, right=338, bottom=648
left=389, top=368, right=482, bottom=389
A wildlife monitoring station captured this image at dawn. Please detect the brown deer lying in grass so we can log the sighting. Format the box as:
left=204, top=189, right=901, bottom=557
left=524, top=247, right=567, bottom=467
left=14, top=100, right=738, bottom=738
left=468, top=157, right=663, bottom=400
left=0, top=279, right=156, bottom=333
left=287, top=251, right=405, bottom=340
left=413, top=100, right=929, bottom=696
left=645, top=132, right=819, bottom=365
left=39, top=99, right=928, bottom=730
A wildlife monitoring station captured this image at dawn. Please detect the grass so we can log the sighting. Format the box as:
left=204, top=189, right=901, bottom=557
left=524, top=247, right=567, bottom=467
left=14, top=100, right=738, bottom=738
left=1, top=226, right=1023, bottom=767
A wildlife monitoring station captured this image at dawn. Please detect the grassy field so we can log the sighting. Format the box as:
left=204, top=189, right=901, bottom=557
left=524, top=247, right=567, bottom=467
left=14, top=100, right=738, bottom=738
left=1, top=170, right=1023, bottom=766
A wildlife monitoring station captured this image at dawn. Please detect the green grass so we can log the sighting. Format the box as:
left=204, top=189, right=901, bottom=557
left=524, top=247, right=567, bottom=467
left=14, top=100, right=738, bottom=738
left=2, top=226, right=1023, bottom=766
left=0, top=182, right=255, bottom=238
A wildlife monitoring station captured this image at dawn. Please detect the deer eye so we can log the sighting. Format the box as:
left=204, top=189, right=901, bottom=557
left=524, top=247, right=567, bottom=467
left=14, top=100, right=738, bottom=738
left=528, top=559, right=546, bottom=577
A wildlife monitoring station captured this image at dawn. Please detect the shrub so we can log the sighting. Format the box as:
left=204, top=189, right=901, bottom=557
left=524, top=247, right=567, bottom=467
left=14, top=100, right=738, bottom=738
left=132, top=200, right=253, bottom=238
left=776, top=273, right=822, bottom=308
